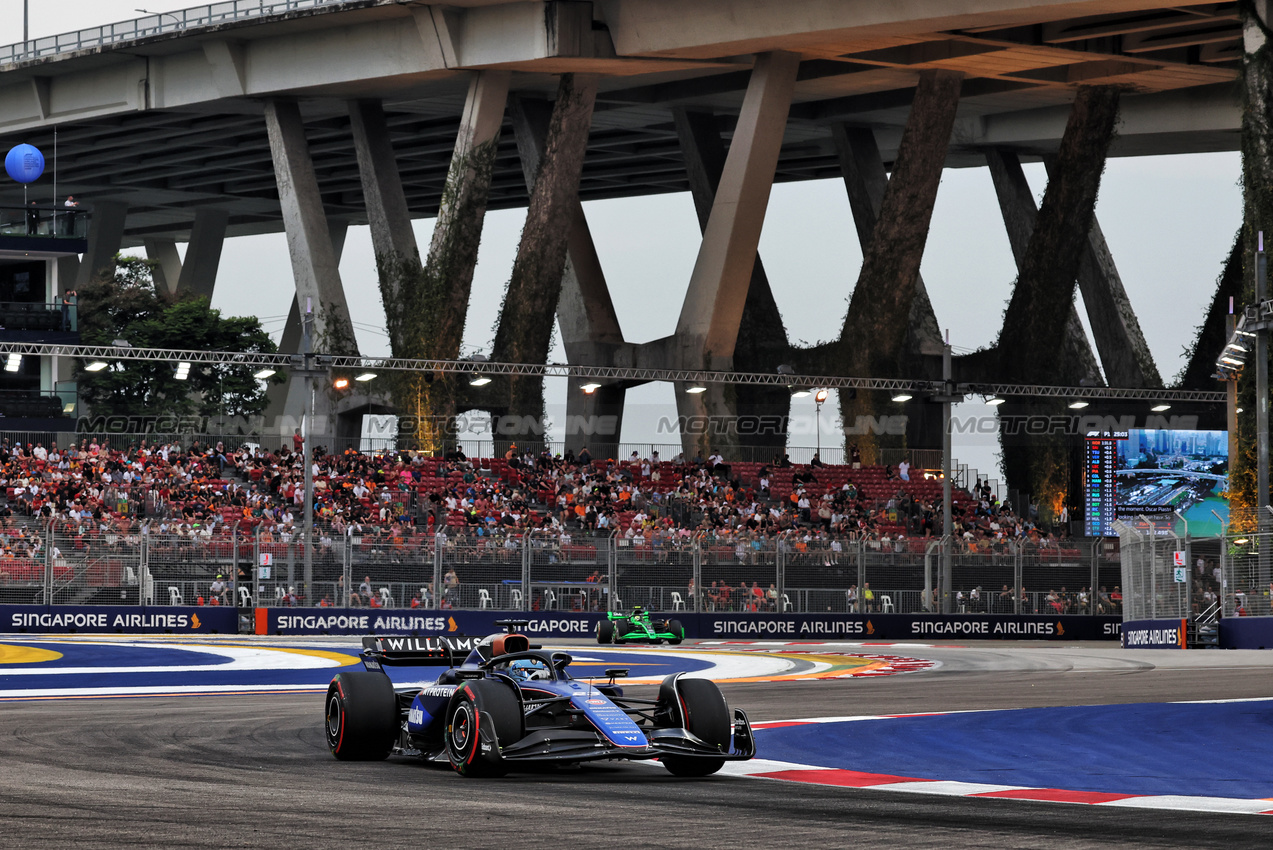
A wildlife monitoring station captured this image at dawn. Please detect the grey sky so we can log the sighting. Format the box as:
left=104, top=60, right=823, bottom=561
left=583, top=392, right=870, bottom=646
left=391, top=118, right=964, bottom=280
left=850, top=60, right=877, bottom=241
left=4, top=1, right=1244, bottom=481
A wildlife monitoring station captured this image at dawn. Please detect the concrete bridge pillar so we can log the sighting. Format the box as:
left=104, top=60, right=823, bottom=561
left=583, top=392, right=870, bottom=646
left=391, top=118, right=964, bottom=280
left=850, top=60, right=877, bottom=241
left=836, top=69, right=963, bottom=465
left=511, top=94, right=626, bottom=461
left=985, top=148, right=1103, bottom=386
left=263, top=99, right=356, bottom=354
left=672, top=51, right=800, bottom=459
left=833, top=122, right=948, bottom=457
left=490, top=73, right=598, bottom=448
left=74, top=200, right=129, bottom=289
left=389, top=72, right=510, bottom=451
left=263, top=221, right=348, bottom=443
left=674, top=108, right=791, bottom=460
left=143, top=209, right=228, bottom=300
left=995, top=86, right=1122, bottom=520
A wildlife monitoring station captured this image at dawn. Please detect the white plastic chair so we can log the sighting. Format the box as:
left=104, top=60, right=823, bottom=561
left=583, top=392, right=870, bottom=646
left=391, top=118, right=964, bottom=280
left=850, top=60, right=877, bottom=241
left=125, top=566, right=137, bottom=585
left=478, top=588, right=493, bottom=609
left=510, top=589, right=523, bottom=609
left=880, top=594, right=895, bottom=612
left=379, top=587, right=393, bottom=608
left=167, top=586, right=182, bottom=606
left=238, top=586, right=251, bottom=607
left=544, top=589, right=558, bottom=610
left=670, top=591, right=685, bottom=611
left=782, top=593, right=793, bottom=612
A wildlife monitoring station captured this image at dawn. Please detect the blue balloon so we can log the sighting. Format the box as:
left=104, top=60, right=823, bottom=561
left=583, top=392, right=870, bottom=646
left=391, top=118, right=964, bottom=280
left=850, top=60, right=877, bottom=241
left=5, top=144, right=45, bottom=184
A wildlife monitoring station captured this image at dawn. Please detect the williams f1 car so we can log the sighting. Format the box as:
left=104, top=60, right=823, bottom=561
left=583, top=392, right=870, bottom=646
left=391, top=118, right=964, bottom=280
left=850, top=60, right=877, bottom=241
left=597, top=606, right=685, bottom=645
left=324, top=621, right=755, bottom=777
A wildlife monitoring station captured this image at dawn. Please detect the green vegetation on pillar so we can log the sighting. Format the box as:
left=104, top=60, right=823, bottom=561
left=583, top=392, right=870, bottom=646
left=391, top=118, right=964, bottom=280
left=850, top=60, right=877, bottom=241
left=374, top=137, right=501, bottom=452
left=835, top=70, right=963, bottom=464
left=996, top=85, right=1121, bottom=521
left=491, top=73, right=598, bottom=437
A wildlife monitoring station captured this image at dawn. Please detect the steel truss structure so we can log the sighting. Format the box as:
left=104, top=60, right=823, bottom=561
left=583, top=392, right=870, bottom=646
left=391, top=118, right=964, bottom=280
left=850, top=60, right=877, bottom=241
left=0, top=341, right=1227, bottom=404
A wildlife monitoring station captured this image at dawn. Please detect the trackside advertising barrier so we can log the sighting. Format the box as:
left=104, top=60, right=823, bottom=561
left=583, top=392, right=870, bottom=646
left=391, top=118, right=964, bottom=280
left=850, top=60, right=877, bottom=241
left=1218, top=618, right=1273, bottom=650
left=258, top=608, right=607, bottom=638
left=702, top=613, right=1121, bottom=641
left=1, top=604, right=238, bottom=634
left=254, top=609, right=1122, bottom=641
left=1120, top=618, right=1187, bottom=649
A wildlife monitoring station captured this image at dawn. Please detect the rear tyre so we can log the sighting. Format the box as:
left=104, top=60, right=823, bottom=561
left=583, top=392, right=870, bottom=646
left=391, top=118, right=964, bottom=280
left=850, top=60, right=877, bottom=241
left=325, top=672, right=397, bottom=761
left=668, top=619, right=685, bottom=645
left=660, top=677, right=730, bottom=777
left=597, top=619, right=615, bottom=645
left=446, top=679, right=523, bottom=777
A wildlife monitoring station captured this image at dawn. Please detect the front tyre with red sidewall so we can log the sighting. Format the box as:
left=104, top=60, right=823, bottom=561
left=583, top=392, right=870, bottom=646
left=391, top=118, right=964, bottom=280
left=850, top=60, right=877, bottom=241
left=446, top=679, right=523, bottom=777
left=659, top=676, right=730, bottom=777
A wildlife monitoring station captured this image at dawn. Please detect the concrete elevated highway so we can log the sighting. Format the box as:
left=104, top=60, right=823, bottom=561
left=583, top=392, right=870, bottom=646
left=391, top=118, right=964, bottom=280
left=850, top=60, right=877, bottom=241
left=0, top=1, right=1250, bottom=494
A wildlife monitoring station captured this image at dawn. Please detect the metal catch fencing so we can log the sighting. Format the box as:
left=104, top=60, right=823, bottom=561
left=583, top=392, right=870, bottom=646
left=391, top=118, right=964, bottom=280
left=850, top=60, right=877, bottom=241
left=1114, top=520, right=1190, bottom=620
left=0, top=522, right=1122, bottom=616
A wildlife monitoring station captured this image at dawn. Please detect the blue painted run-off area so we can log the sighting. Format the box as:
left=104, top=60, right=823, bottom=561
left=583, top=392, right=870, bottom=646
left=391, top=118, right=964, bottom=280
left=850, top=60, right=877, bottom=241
left=758, top=700, right=1273, bottom=798
left=0, top=642, right=711, bottom=694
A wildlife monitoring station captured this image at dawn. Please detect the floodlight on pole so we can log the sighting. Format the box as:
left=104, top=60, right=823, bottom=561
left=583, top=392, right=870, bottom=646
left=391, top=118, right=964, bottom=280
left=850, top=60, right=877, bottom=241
left=253, top=368, right=276, bottom=380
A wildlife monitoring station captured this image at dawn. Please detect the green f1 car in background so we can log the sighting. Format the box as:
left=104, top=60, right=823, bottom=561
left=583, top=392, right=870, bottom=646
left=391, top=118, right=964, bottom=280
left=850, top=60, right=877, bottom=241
left=597, top=606, right=685, bottom=645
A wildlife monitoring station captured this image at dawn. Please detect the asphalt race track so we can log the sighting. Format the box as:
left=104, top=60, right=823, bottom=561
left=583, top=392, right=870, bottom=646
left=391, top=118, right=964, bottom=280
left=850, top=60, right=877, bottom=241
left=2, top=639, right=1273, bottom=848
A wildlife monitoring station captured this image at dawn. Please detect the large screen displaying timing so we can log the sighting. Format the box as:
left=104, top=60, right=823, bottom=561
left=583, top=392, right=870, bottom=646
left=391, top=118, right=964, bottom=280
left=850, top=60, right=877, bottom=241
left=1114, top=429, right=1229, bottom=536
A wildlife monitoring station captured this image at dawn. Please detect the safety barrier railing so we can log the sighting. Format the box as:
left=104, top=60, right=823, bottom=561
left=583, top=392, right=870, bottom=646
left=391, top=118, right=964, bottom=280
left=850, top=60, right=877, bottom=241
left=1, top=0, right=362, bottom=65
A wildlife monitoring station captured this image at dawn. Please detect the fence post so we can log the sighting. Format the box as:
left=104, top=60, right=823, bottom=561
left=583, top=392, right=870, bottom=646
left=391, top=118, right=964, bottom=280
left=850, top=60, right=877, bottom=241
left=252, top=523, right=262, bottom=608
left=521, top=530, right=532, bottom=611
left=607, top=529, right=618, bottom=612
left=775, top=533, right=786, bottom=613
left=856, top=540, right=865, bottom=614
left=42, top=519, right=53, bottom=605
left=140, top=522, right=151, bottom=607
left=691, top=533, right=702, bottom=613
left=231, top=523, right=240, bottom=608
left=923, top=539, right=940, bottom=613
left=1013, top=542, right=1022, bottom=615
left=1090, top=538, right=1100, bottom=615
left=432, top=532, right=443, bottom=611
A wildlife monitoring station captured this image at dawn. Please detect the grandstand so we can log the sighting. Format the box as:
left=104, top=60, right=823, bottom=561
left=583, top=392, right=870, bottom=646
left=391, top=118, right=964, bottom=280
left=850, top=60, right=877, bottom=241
left=0, top=437, right=1117, bottom=617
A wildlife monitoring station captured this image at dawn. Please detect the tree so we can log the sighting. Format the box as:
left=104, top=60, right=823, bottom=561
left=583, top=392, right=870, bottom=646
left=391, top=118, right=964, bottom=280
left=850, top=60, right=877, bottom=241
left=76, top=256, right=283, bottom=418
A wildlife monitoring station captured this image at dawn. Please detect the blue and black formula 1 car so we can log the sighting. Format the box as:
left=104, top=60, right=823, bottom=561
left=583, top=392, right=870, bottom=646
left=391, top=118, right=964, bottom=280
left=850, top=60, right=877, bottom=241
left=324, top=621, right=755, bottom=777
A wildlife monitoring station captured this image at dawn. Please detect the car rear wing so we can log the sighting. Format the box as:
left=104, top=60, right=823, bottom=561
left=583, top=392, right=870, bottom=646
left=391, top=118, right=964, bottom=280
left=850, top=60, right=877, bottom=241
left=360, top=635, right=481, bottom=670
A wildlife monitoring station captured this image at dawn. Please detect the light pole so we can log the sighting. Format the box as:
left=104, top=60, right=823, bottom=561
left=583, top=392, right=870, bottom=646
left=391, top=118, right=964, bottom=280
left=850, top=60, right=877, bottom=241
left=135, top=8, right=183, bottom=28
left=814, top=389, right=828, bottom=456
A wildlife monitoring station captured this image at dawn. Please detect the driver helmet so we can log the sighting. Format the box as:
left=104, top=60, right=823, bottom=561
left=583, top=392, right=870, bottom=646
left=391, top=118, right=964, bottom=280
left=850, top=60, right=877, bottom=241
left=507, top=658, right=550, bottom=682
